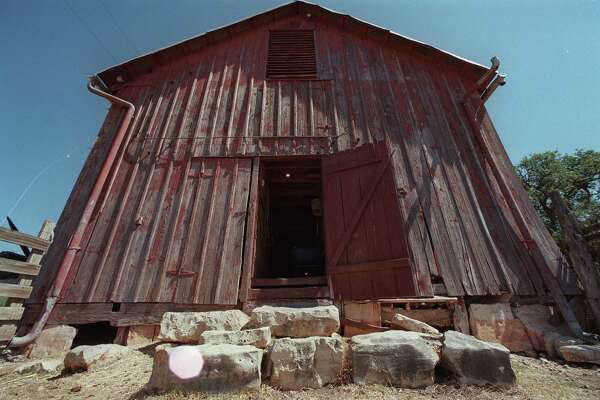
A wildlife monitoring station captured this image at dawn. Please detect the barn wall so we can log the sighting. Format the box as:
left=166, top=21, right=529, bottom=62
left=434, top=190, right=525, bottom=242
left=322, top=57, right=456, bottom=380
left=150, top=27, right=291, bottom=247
left=33, top=13, right=579, bottom=305
left=29, top=104, right=127, bottom=303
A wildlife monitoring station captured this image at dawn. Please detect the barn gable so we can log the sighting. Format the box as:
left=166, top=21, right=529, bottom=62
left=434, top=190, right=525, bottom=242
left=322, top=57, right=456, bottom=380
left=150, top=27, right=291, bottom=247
left=30, top=1, right=580, bottom=328
left=97, top=1, right=487, bottom=91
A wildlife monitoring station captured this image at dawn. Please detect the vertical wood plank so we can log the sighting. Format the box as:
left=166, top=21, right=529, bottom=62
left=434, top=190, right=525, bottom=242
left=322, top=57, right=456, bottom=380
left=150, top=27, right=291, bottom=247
left=239, top=158, right=260, bottom=302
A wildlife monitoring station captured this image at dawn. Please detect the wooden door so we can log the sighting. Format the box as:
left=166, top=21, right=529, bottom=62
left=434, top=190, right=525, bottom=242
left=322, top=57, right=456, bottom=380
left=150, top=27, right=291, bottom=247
left=322, top=142, right=416, bottom=300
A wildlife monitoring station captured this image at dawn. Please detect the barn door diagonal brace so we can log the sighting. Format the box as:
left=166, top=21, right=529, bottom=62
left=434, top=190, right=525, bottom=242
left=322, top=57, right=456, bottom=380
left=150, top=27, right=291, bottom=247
left=329, top=148, right=396, bottom=269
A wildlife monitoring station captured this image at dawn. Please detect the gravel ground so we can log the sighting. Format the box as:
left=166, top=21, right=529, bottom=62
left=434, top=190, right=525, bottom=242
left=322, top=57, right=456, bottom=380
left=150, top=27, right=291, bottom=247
left=1, top=350, right=599, bottom=400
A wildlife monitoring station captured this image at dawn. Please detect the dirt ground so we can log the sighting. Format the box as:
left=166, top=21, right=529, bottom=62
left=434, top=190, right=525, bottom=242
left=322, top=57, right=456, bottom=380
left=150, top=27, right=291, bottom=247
left=1, top=350, right=599, bottom=400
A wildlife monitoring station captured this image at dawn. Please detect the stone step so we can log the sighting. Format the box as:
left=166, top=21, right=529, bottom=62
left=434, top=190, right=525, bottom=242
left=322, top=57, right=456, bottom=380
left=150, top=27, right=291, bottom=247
left=158, top=310, right=250, bottom=343
left=199, top=327, right=271, bottom=348
left=267, top=335, right=344, bottom=390
left=442, top=330, right=516, bottom=387
left=350, top=330, right=442, bottom=388
left=246, top=305, right=340, bottom=337
left=64, top=344, right=135, bottom=371
left=148, top=344, right=263, bottom=393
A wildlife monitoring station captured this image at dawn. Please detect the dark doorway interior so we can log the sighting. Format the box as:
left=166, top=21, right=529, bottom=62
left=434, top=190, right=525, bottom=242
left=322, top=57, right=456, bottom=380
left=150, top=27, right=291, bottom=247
left=71, top=322, right=118, bottom=347
left=252, top=157, right=326, bottom=288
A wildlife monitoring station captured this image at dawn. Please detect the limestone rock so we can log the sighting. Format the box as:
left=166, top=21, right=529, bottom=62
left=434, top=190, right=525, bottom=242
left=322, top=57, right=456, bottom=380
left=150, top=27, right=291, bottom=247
left=158, top=310, right=250, bottom=343
left=469, top=304, right=533, bottom=353
left=559, top=345, right=600, bottom=365
left=554, top=335, right=583, bottom=355
left=543, top=331, right=562, bottom=359
left=350, top=330, right=441, bottom=388
left=15, top=358, right=63, bottom=375
left=147, top=344, right=263, bottom=393
left=247, top=305, right=339, bottom=338
left=391, top=313, right=440, bottom=335
left=441, top=330, right=516, bottom=386
left=26, top=325, right=77, bottom=359
left=64, top=344, right=133, bottom=371
left=513, top=304, right=566, bottom=352
left=268, top=335, right=344, bottom=390
left=127, top=325, right=159, bottom=347
left=200, top=327, right=271, bottom=349
left=540, top=332, right=582, bottom=359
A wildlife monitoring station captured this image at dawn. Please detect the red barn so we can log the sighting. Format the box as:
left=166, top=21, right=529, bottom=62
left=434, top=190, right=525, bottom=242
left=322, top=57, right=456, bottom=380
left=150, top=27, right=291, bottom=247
left=18, top=1, right=584, bottom=341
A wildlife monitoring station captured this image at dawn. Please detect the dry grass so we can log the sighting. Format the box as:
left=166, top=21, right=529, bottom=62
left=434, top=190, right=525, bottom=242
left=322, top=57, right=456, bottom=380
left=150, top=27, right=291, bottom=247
left=1, top=353, right=599, bottom=400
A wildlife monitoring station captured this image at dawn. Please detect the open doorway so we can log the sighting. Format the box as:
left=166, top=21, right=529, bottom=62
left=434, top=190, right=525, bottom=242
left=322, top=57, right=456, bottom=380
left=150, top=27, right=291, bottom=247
left=251, top=157, right=327, bottom=290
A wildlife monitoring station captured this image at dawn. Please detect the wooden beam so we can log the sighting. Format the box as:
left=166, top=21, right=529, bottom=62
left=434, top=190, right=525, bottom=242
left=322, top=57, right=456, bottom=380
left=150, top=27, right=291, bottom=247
left=6, top=216, right=31, bottom=258
left=342, top=317, right=388, bottom=333
left=0, top=306, right=24, bottom=321
left=0, top=258, right=41, bottom=276
left=113, top=327, right=129, bottom=345
left=551, top=191, right=600, bottom=332
left=0, top=227, right=51, bottom=252
left=343, top=301, right=382, bottom=336
left=252, top=276, right=327, bottom=287
left=0, top=324, right=17, bottom=341
left=381, top=308, right=452, bottom=327
left=450, top=298, right=470, bottom=334
left=246, top=286, right=330, bottom=301
left=239, top=158, right=260, bottom=303
left=376, top=296, right=457, bottom=304
left=21, top=302, right=236, bottom=327
left=0, top=283, right=32, bottom=299
left=10, top=220, right=54, bottom=309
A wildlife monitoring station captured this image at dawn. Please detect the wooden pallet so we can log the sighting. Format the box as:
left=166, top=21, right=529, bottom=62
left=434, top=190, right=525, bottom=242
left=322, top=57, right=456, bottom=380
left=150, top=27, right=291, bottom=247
left=342, top=296, right=468, bottom=336
left=0, top=220, right=54, bottom=342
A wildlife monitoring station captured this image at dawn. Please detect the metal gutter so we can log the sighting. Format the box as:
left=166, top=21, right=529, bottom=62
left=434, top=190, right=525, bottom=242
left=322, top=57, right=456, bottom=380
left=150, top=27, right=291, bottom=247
left=8, top=77, right=136, bottom=347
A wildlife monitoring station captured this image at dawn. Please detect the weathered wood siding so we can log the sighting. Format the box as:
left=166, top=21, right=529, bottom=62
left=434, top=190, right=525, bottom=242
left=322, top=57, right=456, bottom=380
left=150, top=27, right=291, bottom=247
left=32, top=11, right=579, bottom=305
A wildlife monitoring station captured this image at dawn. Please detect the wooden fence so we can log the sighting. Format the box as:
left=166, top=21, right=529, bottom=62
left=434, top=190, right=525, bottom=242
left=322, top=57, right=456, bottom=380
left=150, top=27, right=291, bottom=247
left=551, top=191, right=600, bottom=332
left=0, top=220, right=54, bottom=342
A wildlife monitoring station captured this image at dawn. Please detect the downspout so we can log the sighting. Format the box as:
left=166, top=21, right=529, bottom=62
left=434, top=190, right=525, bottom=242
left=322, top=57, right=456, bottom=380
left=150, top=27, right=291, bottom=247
left=8, top=77, right=135, bottom=348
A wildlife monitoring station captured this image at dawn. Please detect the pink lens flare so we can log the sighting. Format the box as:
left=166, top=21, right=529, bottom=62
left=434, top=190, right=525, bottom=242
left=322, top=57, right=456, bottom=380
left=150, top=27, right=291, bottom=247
left=168, top=346, right=204, bottom=379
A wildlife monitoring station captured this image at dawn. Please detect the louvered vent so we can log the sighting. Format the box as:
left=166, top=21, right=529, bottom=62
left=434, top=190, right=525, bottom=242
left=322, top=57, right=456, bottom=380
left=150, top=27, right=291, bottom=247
left=267, top=30, right=317, bottom=79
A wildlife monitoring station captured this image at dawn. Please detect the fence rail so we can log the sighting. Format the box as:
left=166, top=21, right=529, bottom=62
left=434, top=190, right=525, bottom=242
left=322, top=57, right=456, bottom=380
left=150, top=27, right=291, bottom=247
left=0, top=227, right=51, bottom=252
left=0, top=220, right=54, bottom=342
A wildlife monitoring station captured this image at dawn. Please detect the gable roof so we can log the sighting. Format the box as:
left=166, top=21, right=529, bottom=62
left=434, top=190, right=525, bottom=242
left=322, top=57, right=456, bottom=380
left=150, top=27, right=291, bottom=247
left=97, top=1, right=489, bottom=91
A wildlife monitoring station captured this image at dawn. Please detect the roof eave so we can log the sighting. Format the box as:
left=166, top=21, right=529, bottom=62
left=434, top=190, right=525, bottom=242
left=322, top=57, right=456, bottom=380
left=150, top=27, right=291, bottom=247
left=97, top=1, right=488, bottom=91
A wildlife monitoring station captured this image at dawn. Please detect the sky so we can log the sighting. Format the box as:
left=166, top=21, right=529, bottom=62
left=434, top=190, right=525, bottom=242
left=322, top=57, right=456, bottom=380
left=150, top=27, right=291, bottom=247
left=1, top=0, right=599, bottom=242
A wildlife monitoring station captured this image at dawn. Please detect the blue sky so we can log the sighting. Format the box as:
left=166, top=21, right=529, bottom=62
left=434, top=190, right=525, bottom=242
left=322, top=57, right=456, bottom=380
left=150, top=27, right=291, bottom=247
left=1, top=0, right=599, bottom=240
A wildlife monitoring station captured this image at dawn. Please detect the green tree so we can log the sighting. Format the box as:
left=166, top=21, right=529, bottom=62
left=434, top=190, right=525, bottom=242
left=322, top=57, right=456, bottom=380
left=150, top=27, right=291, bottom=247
left=515, top=149, right=600, bottom=262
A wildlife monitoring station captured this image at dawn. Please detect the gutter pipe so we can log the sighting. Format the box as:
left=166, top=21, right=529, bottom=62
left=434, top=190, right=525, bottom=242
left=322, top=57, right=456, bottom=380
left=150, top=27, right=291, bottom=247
left=8, top=77, right=135, bottom=347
